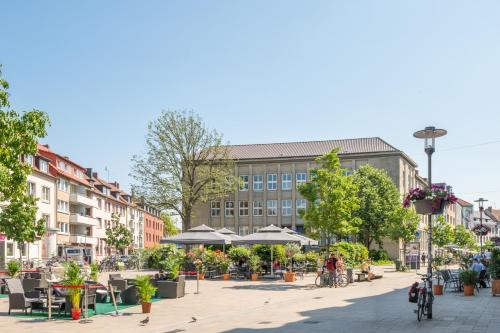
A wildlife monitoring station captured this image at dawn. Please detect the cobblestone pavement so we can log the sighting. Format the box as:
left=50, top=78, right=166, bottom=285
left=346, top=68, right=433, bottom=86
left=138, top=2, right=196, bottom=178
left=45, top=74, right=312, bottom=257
left=1, top=267, right=498, bottom=333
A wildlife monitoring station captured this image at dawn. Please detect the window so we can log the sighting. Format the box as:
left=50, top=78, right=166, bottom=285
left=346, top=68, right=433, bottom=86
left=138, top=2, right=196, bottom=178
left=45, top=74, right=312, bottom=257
left=25, top=155, right=34, bottom=166
left=211, top=201, right=221, bottom=217
left=267, top=174, right=277, bottom=190
left=282, top=173, right=292, bottom=190
left=39, top=159, right=49, bottom=173
left=102, top=187, right=110, bottom=195
left=59, top=222, right=69, bottom=233
left=253, top=201, right=263, bottom=216
left=42, top=186, right=50, bottom=203
left=42, top=214, right=50, bottom=228
left=225, top=201, right=235, bottom=217
left=28, top=182, right=36, bottom=196
left=97, top=217, right=103, bottom=228
left=7, top=243, right=14, bottom=256
left=296, top=172, right=307, bottom=188
left=267, top=200, right=277, bottom=216
left=97, top=198, right=102, bottom=209
left=253, top=175, right=263, bottom=191
left=105, top=202, right=111, bottom=212
left=239, top=201, right=249, bottom=216
left=57, top=160, right=67, bottom=171
left=239, top=175, right=249, bottom=191
left=296, top=199, right=306, bottom=216
left=58, top=178, right=69, bottom=192
left=282, top=200, right=292, bottom=216
left=76, top=169, right=85, bottom=179
left=57, top=200, right=69, bottom=213
left=252, top=226, right=260, bottom=233
left=239, top=226, right=249, bottom=236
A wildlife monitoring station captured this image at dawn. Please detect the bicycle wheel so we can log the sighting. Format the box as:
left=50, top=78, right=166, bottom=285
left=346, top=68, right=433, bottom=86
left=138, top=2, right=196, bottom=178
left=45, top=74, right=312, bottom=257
left=337, top=274, right=349, bottom=288
left=417, top=293, right=424, bottom=321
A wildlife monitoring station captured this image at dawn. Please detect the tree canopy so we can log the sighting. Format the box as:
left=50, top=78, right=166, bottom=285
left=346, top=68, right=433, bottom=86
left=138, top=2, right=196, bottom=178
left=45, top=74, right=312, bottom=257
left=105, top=224, right=133, bottom=253
left=298, top=149, right=361, bottom=244
left=0, top=65, right=50, bottom=250
left=454, top=224, right=477, bottom=250
left=161, top=212, right=180, bottom=237
left=353, top=164, right=409, bottom=248
left=131, top=110, right=236, bottom=231
left=432, top=215, right=455, bottom=248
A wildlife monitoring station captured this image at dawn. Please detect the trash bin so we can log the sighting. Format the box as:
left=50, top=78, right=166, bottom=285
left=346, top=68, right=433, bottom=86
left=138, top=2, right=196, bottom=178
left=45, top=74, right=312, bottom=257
left=346, top=268, right=354, bottom=283
left=395, top=259, right=402, bottom=271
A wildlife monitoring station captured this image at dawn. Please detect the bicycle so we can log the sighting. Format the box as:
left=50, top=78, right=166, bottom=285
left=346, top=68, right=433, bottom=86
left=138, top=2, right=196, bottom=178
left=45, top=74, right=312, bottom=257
left=314, top=268, right=349, bottom=288
left=415, top=273, right=435, bottom=321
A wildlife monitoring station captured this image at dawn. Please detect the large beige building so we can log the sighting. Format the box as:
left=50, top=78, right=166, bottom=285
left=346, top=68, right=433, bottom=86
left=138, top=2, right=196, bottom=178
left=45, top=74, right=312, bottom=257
left=192, top=137, right=421, bottom=259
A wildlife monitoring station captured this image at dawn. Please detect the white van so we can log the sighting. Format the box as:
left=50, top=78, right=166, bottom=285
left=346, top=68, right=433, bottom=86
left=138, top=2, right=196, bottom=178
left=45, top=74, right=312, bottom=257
left=64, top=247, right=92, bottom=264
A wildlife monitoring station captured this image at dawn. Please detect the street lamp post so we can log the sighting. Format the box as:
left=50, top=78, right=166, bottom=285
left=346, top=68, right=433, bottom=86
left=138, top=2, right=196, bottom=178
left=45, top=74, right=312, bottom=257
left=474, top=198, right=488, bottom=255
left=413, top=126, right=447, bottom=320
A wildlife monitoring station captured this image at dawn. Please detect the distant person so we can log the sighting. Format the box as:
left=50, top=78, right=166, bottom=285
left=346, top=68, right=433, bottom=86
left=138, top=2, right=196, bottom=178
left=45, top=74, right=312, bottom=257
left=421, top=253, right=426, bottom=265
left=470, top=259, right=485, bottom=273
left=325, top=253, right=338, bottom=287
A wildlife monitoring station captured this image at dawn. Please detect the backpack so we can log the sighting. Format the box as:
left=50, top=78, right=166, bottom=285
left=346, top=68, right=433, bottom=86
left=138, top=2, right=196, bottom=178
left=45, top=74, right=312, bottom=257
left=408, top=282, right=419, bottom=303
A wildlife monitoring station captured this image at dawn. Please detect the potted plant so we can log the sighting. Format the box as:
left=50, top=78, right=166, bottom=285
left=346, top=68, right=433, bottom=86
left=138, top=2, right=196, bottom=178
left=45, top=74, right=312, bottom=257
left=431, top=256, right=445, bottom=295
left=62, top=261, right=85, bottom=320
left=459, top=270, right=478, bottom=296
left=135, top=275, right=157, bottom=313
left=249, top=255, right=261, bottom=281
left=284, top=243, right=301, bottom=282
left=194, top=258, right=205, bottom=280
left=89, top=263, right=99, bottom=282
left=403, top=184, right=457, bottom=215
left=218, top=255, right=231, bottom=280
left=7, top=260, right=20, bottom=278
left=489, top=247, right=500, bottom=296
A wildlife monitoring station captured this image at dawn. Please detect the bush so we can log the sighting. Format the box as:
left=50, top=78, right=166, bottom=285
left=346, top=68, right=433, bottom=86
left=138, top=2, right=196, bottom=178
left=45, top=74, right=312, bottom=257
left=135, top=275, right=157, bottom=303
left=305, top=251, right=319, bottom=270
left=489, top=247, right=500, bottom=280
left=7, top=260, right=20, bottom=278
left=293, top=253, right=306, bottom=263
left=459, top=269, right=478, bottom=286
left=251, top=245, right=285, bottom=265
left=329, top=242, right=368, bottom=267
left=147, top=244, right=179, bottom=269
left=249, top=255, right=262, bottom=274
left=369, top=249, right=389, bottom=261
left=228, top=246, right=251, bottom=263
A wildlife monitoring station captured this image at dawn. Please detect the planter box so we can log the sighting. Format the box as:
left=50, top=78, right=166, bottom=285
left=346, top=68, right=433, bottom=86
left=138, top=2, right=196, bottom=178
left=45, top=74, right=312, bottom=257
left=492, top=279, right=500, bottom=296
left=464, top=284, right=474, bottom=296
left=155, top=276, right=186, bottom=299
left=142, top=302, right=152, bottom=313
left=433, top=284, right=443, bottom=295
left=414, top=199, right=445, bottom=215
left=251, top=273, right=258, bottom=281
left=284, top=272, right=296, bottom=283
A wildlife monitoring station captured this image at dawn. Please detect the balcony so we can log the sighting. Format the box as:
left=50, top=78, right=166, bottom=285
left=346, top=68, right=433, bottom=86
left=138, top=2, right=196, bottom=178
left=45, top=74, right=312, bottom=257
left=69, top=193, right=95, bottom=207
left=69, top=214, right=97, bottom=227
left=70, top=234, right=97, bottom=245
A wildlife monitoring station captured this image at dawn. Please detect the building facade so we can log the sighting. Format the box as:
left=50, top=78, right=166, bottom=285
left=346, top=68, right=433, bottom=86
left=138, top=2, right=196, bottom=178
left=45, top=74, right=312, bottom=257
left=192, top=137, right=421, bottom=260
left=142, top=205, right=164, bottom=249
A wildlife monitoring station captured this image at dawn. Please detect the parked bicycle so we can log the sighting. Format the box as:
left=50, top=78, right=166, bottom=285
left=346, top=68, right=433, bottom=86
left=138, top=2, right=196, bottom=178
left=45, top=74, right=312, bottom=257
left=315, top=268, right=349, bottom=288
left=410, top=273, right=435, bottom=321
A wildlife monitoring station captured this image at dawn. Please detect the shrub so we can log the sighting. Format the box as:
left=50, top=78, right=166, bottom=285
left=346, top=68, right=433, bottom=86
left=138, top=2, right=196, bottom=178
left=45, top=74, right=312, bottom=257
left=148, top=244, right=179, bottom=269
left=251, top=245, right=285, bottom=265
left=305, top=251, right=319, bottom=270
left=135, top=275, right=157, bottom=303
left=249, top=255, right=261, bottom=274
left=62, top=261, right=85, bottom=310
left=329, top=242, right=368, bottom=267
left=7, top=260, right=20, bottom=278
left=459, top=269, right=478, bottom=286
left=369, top=249, right=389, bottom=261
left=489, top=247, right=500, bottom=280
left=228, top=246, right=251, bottom=263
left=90, top=263, right=99, bottom=281
left=293, top=253, right=306, bottom=263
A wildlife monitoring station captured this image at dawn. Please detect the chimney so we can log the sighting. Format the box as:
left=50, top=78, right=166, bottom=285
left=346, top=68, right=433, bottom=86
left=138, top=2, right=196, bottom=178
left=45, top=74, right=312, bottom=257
left=92, top=172, right=99, bottom=179
left=112, top=182, right=119, bottom=189
left=42, top=144, right=50, bottom=149
left=86, top=168, right=93, bottom=178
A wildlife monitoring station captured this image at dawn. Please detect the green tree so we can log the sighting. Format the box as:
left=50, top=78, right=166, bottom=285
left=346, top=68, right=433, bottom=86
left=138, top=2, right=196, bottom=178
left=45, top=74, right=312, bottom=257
left=131, top=110, right=236, bottom=231
left=432, top=215, right=454, bottom=248
left=353, top=164, right=407, bottom=249
left=161, top=212, right=179, bottom=237
left=388, top=208, right=420, bottom=265
left=0, top=65, right=50, bottom=260
left=454, top=225, right=477, bottom=250
left=298, top=149, right=361, bottom=245
left=105, top=224, right=133, bottom=254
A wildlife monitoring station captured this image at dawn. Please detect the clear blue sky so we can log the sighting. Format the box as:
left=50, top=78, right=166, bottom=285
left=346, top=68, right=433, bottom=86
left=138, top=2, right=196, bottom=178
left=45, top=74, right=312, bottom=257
left=2, top=1, right=500, bottom=209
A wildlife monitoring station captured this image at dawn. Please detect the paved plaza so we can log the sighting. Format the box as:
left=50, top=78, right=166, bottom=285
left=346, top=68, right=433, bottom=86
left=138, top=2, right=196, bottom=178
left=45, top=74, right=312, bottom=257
left=1, top=267, right=499, bottom=333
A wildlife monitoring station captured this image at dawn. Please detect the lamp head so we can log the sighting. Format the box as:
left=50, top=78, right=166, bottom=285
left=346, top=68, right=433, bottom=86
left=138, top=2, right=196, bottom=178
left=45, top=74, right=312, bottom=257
left=413, top=126, right=447, bottom=151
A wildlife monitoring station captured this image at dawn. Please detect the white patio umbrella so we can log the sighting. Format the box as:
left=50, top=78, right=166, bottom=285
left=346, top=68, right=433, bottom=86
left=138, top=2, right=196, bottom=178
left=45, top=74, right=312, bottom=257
left=160, top=224, right=232, bottom=245
left=232, top=225, right=301, bottom=276
left=216, top=228, right=243, bottom=241
left=282, top=227, right=319, bottom=246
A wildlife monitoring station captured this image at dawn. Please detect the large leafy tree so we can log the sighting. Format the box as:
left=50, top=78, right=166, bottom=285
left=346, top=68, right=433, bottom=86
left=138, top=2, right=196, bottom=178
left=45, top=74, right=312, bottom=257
left=0, top=65, right=50, bottom=259
left=432, top=215, right=454, bottom=248
left=298, top=149, right=361, bottom=246
left=161, top=212, right=179, bottom=237
left=131, top=110, right=236, bottom=231
left=388, top=207, right=420, bottom=265
left=454, top=224, right=477, bottom=250
left=105, top=224, right=133, bottom=254
left=353, top=164, right=407, bottom=249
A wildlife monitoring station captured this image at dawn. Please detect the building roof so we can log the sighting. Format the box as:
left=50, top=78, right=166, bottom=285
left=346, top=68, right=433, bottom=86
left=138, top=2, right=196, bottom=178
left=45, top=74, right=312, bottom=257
left=225, top=137, right=404, bottom=161
left=456, top=198, right=473, bottom=207
left=485, top=208, right=500, bottom=222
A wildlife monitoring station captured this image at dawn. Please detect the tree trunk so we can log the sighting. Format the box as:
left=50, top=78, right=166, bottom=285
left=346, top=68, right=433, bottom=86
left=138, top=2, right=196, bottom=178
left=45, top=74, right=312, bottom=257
left=183, top=207, right=192, bottom=231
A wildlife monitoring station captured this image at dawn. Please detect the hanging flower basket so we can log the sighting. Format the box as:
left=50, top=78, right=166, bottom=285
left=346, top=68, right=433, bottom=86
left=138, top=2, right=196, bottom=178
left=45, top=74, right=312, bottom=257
left=413, top=199, right=445, bottom=215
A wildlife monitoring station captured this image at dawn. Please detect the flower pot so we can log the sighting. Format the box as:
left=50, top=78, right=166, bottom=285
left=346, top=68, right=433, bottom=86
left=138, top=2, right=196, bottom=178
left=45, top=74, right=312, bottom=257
left=463, top=284, right=474, bottom=296
left=141, top=302, right=152, bottom=313
left=223, top=273, right=230, bottom=280
left=433, top=284, right=443, bottom=295
left=251, top=273, right=258, bottom=281
left=492, top=279, right=500, bottom=296
left=197, top=273, right=205, bottom=280
left=414, top=199, right=445, bottom=215
left=71, top=308, right=81, bottom=320
left=284, top=272, right=296, bottom=283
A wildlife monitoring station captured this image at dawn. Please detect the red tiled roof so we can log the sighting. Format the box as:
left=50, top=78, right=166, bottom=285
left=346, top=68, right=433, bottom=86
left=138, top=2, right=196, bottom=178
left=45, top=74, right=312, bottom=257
left=225, top=137, right=400, bottom=160
left=485, top=208, right=500, bottom=222
left=456, top=198, right=473, bottom=207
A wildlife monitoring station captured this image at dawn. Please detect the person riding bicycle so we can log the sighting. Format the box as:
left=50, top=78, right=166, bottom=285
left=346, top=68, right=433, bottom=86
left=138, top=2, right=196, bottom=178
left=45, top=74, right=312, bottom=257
left=325, top=253, right=338, bottom=287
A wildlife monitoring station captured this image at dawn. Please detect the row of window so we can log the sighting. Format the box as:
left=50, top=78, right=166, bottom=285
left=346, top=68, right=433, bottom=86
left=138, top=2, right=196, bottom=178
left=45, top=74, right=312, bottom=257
left=28, top=182, right=52, bottom=203
left=211, top=199, right=307, bottom=218
left=238, top=173, right=308, bottom=191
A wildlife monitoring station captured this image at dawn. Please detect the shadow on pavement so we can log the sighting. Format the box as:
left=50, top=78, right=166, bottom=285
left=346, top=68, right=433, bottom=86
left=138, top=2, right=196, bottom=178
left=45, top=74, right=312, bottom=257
left=223, top=283, right=316, bottom=292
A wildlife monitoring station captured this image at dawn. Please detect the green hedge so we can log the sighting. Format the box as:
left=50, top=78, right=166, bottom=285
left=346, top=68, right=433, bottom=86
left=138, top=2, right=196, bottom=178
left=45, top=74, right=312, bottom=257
left=369, top=249, right=389, bottom=261
left=251, top=245, right=286, bottom=264
left=329, top=242, right=368, bottom=268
